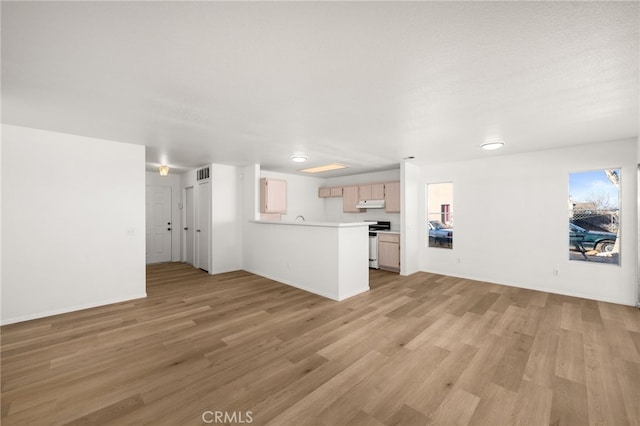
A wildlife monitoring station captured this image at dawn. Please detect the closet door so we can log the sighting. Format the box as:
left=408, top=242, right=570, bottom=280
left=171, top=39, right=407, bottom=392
left=184, top=186, right=195, bottom=266
left=197, top=181, right=211, bottom=272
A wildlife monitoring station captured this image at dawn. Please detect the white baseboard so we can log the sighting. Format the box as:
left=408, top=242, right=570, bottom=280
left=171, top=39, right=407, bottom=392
left=338, top=286, right=370, bottom=301
left=1, top=293, right=148, bottom=326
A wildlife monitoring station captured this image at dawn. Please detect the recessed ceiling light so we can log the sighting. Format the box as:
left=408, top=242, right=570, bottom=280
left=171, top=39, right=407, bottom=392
left=290, top=155, right=308, bottom=163
left=481, top=141, right=505, bottom=150
left=299, top=163, right=349, bottom=173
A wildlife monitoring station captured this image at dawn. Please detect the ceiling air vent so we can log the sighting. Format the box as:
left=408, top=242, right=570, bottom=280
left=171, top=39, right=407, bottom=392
left=197, top=167, right=210, bottom=181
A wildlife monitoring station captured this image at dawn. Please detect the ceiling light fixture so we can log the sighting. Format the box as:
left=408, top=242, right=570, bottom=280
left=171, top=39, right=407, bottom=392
left=290, top=155, right=308, bottom=163
left=299, top=163, right=349, bottom=174
left=481, top=141, right=505, bottom=151
left=159, top=165, right=170, bottom=176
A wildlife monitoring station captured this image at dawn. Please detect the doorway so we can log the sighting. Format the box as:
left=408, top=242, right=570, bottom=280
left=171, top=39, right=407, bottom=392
left=145, top=186, right=172, bottom=264
left=197, top=180, right=211, bottom=272
left=185, top=186, right=195, bottom=266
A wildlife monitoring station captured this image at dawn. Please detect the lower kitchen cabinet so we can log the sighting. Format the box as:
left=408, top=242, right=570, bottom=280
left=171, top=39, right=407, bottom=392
left=378, top=233, right=400, bottom=271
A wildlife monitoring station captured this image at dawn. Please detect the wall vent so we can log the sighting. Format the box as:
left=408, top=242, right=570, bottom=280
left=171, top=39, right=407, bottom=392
left=197, top=167, right=210, bottom=181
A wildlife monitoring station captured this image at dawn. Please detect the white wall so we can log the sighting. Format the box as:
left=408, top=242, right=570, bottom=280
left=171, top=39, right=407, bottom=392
left=260, top=170, right=325, bottom=222
left=0, top=132, right=3, bottom=322
left=1, top=125, right=146, bottom=324
left=419, top=138, right=638, bottom=306
left=401, top=161, right=420, bottom=276
left=211, top=164, right=242, bottom=274
left=323, top=169, right=401, bottom=229
left=145, top=171, right=182, bottom=262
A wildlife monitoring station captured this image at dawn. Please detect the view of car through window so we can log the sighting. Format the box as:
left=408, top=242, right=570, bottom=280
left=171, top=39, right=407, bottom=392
left=427, top=182, right=453, bottom=249
left=428, top=220, right=453, bottom=249
left=569, top=169, right=620, bottom=265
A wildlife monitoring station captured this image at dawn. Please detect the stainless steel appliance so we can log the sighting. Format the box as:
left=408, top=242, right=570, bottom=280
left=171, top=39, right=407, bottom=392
left=366, top=221, right=391, bottom=269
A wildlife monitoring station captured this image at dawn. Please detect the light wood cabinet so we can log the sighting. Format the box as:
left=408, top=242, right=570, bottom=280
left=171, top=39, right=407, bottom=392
left=384, top=181, right=400, bottom=213
left=260, top=178, right=287, bottom=213
left=372, top=183, right=385, bottom=199
left=359, top=184, right=372, bottom=201
left=342, top=185, right=362, bottom=213
left=319, top=186, right=343, bottom=198
left=358, top=183, right=385, bottom=201
left=378, top=233, right=400, bottom=271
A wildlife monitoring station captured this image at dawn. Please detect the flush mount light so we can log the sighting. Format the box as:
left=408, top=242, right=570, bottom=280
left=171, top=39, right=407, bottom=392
left=299, top=163, right=349, bottom=174
left=159, top=165, right=170, bottom=176
left=290, top=155, right=308, bottom=163
left=481, top=141, right=505, bottom=151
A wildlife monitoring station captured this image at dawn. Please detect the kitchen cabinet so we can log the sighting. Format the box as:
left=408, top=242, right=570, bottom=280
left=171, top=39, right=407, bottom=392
left=384, top=181, right=400, bottom=213
left=378, top=233, right=400, bottom=271
left=318, top=186, right=343, bottom=198
left=359, top=183, right=385, bottom=201
left=342, top=185, right=363, bottom=213
left=260, top=178, right=287, bottom=213
left=318, top=187, right=331, bottom=198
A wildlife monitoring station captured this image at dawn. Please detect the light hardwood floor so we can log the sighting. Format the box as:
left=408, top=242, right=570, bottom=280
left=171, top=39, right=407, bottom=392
left=2, top=263, right=639, bottom=425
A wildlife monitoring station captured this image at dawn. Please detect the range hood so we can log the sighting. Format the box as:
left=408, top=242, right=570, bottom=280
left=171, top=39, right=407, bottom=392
left=356, top=199, right=385, bottom=209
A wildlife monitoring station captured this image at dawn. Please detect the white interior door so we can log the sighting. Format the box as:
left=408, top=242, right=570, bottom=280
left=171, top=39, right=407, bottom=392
left=146, top=186, right=172, bottom=264
left=185, top=186, right=195, bottom=266
left=197, top=181, right=211, bottom=272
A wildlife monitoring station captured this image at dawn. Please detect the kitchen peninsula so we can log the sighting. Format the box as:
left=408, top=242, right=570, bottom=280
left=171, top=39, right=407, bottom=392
left=245, top=220, right=369, bottom=301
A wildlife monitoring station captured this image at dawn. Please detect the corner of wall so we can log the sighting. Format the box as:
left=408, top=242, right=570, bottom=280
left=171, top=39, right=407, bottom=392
left=401, top=161, right=420, bottom=275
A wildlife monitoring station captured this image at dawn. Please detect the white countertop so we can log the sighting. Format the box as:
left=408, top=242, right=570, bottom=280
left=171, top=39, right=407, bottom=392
left=251, top=220, right=369, bottom=228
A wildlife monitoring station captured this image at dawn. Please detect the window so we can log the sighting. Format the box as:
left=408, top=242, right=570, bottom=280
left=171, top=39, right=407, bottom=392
left=568, top=169, right=620, bottom=265
left=427, top=182, right=453, bottom=249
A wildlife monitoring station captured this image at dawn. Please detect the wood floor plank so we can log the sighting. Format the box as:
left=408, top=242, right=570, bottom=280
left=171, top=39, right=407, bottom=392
left=583, top=324, right=630, bottom=426
left=555, top=329, right=587, bottom=385
left=511, top=380, right=553, bottom=426
left=1, top=263, right=638, bottom=426
left=426, top=387, right=480, bottom=425
left=405, top=341, right=479, bottom=417
left=265, top=350, right=389, bottom=425
left=467, top=382, right=518, bottom=426
left=549, top=376, right=589, bottom=426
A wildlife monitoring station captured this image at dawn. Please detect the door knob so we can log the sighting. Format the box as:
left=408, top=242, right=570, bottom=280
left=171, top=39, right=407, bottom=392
left=197, top=229, right=201, bottom=233
left=184, top=227, right=188, bottom=230
left=167, top=228, right=172, bottom=231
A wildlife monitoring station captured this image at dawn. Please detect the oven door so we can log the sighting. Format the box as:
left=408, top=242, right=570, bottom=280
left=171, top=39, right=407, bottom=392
left=369, top=232, right=379, bottom=269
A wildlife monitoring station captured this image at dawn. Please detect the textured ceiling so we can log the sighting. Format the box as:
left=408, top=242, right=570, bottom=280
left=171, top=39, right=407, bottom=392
left=2, top=1, right=638, bottom=176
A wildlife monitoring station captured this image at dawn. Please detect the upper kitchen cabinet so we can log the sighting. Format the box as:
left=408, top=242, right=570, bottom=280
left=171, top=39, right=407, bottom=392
left=330, top=187, right=343, bottom=197
left=359, top=183, right=385, bottom=201
left=342, top=185, right=363, bottom=213
left=384, top=181, right=400, bottom=213
left=260, top=178, right=287, bottom=213
left=318, top=186, right=343, bottom=198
